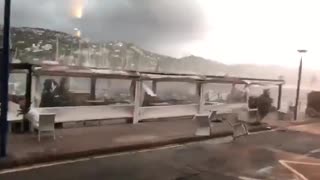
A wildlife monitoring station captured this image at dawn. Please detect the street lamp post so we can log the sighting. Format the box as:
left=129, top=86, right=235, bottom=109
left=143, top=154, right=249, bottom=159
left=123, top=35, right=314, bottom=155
left=294, top=49, right=307, bottom=120
left=0, top=0, right=12, bottom=158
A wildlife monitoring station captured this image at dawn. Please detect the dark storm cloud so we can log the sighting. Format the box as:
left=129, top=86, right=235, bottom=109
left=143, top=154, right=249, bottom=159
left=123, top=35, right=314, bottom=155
left=1, top=0, right=207, bottom=53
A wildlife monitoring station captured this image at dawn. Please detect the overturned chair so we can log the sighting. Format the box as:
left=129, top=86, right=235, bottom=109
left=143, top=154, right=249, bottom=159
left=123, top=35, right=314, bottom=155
left=193, top=110, right=249, bottom=139
left=222, top=110, right=249, bottom=139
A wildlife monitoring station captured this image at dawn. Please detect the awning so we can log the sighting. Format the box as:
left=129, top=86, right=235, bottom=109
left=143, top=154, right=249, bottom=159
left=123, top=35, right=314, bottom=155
left=140, top=73, right=205, bottom=81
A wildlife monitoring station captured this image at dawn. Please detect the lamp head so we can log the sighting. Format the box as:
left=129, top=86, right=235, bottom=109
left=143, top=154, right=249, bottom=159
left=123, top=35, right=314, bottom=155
left=297, top=49, right=307, bottom=53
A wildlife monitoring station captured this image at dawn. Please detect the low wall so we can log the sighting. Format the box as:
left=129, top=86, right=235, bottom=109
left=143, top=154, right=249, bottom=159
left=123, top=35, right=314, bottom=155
left=36, top=104, right=134, bottom=123
left=139, top=104, right=198, bottom=120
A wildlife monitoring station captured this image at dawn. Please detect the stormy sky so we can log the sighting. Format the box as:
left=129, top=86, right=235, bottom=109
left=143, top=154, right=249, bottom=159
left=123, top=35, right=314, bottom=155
left=2, top=0, right=208, bottom=57
left=2, top=0, right=320, bottom=68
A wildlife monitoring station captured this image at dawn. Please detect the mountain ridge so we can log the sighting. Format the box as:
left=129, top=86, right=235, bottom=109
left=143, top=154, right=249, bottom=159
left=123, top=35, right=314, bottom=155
left=1, top=26, right=319, bottom=86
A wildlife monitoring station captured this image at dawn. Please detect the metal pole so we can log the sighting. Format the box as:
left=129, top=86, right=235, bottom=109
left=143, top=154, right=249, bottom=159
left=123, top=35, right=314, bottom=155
left=0, top=0, right=12, bottom=158
left=78, top=39, right=82, bottom=66
left=294, top=57, right=303, bottom=120
left=277, top=84, right=282, bottom=110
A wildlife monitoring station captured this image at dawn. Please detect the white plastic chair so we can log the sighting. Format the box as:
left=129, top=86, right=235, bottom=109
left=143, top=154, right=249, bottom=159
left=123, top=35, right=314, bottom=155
left=224, top=112, right=249, bottom=139
left=208, top=110, right=218, bottom=122
left=193, top=114, right=211, bottom=136
left=213, top=109, right=249, bottom=139
left=35, top=113, right=56, bottom=142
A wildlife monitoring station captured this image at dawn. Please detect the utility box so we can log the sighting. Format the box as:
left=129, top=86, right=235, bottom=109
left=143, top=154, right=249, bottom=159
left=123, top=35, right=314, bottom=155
left=306, top=91, right=320, bottom=118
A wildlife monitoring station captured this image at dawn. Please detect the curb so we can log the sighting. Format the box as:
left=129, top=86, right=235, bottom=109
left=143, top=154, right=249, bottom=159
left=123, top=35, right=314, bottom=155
left=0, top=125, right=269, bottom=170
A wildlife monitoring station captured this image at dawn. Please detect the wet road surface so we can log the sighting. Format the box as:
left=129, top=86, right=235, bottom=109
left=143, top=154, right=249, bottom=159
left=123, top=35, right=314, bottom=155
left=2, top=128, right=320, bottom=180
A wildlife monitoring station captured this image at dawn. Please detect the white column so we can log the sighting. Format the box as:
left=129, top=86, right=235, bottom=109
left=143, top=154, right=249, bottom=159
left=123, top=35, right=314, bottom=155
left=152, top=80, right=157, bottom=93
left=133, top=80, right=143, bottom=124
left=32, top=75, right=41, bottom=107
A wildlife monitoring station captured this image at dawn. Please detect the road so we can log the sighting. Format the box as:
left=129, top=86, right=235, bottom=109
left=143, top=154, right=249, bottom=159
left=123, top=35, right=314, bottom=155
left=2, top=127, right=320, bottom=180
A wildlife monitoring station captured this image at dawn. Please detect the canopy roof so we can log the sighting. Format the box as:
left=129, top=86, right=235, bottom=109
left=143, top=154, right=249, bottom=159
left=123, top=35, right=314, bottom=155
left=11, top=63, right=285, bottom=85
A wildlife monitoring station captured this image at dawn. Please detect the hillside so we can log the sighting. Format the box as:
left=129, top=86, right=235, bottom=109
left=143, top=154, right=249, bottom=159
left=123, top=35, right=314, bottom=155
left=1, top=26, right=319, bottom=87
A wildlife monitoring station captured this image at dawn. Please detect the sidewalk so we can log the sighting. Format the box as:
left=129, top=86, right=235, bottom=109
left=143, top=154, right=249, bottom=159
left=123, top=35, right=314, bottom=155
left=0, top=117, right=288, bottom=170
left=263, top=111, right=318, bottom=129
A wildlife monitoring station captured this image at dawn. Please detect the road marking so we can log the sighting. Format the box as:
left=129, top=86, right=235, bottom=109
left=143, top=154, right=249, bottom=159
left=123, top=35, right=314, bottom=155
left=306, top=148, right=320, bottom=155
left=238, top=176, right=262, bottom=180
left=279, top=160, right=308, bottom=180
left=256, top=166, right=273, bottom=175
left=0, top=144, right=182, bottom=175
left=93, top=144, right=183, bottom=160
left=281, top=160, right=320, bottom=166
left=309, top=148, right=320, bottom=154
left=0, top=158, right=91, bottom=175
left=0, top=136, right=240, bottom=175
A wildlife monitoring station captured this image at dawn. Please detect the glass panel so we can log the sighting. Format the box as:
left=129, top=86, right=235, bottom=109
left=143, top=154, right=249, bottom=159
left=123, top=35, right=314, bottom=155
left=95, top=79, right=132, bottom=105
left=9, top=73, right=26, bottom=96
left=146, top=82, right=197, bottom=106
left=37, top=76, right=90, bottom=107
left=7, top=72, right=27, bottom=117
left=204, top=83, right=232, bottom=105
